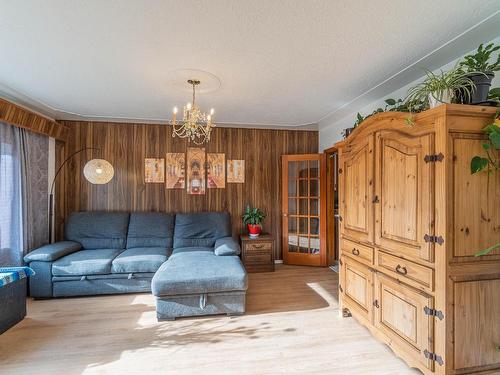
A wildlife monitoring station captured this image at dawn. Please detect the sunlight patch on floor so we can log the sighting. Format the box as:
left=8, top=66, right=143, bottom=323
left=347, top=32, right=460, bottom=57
left=306, top=282, right=338, bottom=307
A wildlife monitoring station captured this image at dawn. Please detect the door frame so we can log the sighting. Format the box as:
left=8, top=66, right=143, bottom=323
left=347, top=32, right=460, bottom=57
left=281, top=154, right=327, bottom=266
left=324, top=145, right=338, bottom=266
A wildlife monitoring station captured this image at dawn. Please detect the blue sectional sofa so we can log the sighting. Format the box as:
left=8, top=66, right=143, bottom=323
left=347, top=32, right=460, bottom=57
left=24, top=211, right=248, bottom=319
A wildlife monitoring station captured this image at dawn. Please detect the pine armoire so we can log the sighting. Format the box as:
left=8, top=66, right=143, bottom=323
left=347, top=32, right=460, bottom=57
left=335, top=104, right=499, bottom=375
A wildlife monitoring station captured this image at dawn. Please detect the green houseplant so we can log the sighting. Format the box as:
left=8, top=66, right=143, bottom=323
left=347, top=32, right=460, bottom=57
left=347, top=97, right=427, bottom=133
left=458, top=43, right=500, bottom=104
left=242, top=205, right=266, bottom=238
left=471, top=110, right=500, bottom=256
left=405, top=65, right=475, bottom=110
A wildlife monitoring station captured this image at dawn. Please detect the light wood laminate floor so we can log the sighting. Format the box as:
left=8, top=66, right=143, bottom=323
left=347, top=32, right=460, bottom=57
left=0, top=265, right=420, bottom=375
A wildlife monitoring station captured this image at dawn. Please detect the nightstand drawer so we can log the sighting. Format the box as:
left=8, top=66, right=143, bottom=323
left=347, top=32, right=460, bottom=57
left=244, top=242, right=272, bottom=251
left=245, top=251, right=272, bottom=263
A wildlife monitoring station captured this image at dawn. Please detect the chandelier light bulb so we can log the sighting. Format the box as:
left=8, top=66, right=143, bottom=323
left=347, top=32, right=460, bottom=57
left=210, top=108, right=215, bottom=115
left=186, top=102, right=192, bottom=110
left=173, top=106, right=178, bottom=114
left=207, top=115, right=211, bottom=121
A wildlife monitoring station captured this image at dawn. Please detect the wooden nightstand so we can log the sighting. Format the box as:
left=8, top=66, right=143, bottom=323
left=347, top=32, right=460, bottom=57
left=240, top=234, right=275, bottom=273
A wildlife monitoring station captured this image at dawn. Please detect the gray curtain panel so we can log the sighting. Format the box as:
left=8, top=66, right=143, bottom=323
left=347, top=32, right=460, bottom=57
left=20, top=129, right=49, bottom=252
left=0, top=122, right=48, bottom=266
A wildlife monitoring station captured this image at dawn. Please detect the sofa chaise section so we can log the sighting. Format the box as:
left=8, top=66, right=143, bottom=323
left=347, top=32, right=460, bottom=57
left=152, top=251, right=247, bottom=320
left=152, top=212, right=247, bottom=320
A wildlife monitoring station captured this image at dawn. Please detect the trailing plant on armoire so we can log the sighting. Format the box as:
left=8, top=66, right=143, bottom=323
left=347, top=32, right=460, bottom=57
left=471, top=108, right=500, bottom=256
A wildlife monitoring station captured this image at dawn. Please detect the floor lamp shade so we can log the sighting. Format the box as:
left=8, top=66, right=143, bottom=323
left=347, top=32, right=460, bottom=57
left=83, top=159, right=114, bottom=184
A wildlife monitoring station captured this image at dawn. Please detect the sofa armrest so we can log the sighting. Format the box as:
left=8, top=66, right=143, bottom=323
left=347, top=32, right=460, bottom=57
left=23, top=241, right=82, bottom=263
left=214, top=237, right=241, bottom=256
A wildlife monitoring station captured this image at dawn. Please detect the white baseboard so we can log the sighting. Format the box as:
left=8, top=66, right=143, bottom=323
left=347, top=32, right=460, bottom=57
left=274, top=259, right=283, bottom=264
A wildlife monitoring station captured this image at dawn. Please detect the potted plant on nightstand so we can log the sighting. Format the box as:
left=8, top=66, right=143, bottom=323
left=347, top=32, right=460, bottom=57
left=458, top=42, right=500, bottom=104
left=242, top=205, right=266, bottom=238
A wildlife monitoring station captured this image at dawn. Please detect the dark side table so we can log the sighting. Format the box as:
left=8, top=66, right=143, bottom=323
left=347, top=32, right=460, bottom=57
left=240, top=234, right=275, bottom=273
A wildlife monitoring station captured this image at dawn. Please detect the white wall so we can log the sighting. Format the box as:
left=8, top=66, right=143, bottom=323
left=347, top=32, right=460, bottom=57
left=319, top=36, right=500, bottom=151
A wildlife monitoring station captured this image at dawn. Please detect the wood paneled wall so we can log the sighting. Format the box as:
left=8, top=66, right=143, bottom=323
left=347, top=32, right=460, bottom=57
left=55, top=121, right=318, bottom=259
left=0, top=98, right=68, bottom=141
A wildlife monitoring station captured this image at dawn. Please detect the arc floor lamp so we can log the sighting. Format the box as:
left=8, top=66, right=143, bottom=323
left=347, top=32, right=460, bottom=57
left=48, top=147, right=114, bottom=243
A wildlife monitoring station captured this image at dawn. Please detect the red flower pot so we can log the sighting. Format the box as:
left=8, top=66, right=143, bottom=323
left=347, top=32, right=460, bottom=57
left=247, top=224, right=262, bottom=238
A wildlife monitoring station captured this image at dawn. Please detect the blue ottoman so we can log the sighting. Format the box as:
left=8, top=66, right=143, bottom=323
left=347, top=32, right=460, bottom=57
left=151, top=252, right=248, bottom=320
left=0, top=267, right=35, bottom=334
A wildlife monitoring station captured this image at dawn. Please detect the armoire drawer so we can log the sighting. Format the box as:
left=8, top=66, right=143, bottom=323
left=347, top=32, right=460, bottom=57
left=341, top=238, right=374, bottom=266
left=377, top=251, right=434, bottom=291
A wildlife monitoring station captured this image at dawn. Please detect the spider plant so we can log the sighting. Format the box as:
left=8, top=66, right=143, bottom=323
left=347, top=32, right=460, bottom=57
left=405, top=66, right=475, bottom=110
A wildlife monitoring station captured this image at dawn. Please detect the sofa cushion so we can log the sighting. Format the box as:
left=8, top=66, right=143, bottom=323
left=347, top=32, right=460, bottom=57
left=171, top=246, right=213, bottom=255
left=52, top=249, right=123, bottom=276
left=126, top=212, right=175, bottom=249
left=151, top=252, right=247, bottom=296
left=214, top=237, right=241, bottom=256
left=65, top=212, right=130, bottom=250
left=173, top=212, right=232, bottom=249
left=111, top=247, right=169, bottom=273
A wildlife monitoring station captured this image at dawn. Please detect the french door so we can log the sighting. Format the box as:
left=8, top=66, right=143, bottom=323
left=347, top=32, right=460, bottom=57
left=282, top=154, right=327, bottom=266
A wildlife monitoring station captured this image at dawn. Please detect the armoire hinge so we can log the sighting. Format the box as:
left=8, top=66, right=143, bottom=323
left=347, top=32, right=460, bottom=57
left=339, top=285, right=343, bottom=293
left=424, top=350, right=444, bottom=366
left=373, top=299, right=379, bottom=308
left=424, top=153, right=444, bottom=163
left=423, top=306, right=444, bottom=320
left=339, top=259, right=343, bottom=266
left=424, top=234, right=444, bottom=245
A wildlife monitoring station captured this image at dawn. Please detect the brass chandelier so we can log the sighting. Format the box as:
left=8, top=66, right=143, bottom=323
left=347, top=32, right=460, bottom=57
left=170, top=79, right=215, bottom=145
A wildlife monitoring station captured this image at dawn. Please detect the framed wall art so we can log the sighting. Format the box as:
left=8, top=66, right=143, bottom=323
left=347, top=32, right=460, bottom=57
left=166, top=152, right=185, bottom=189
left=144, top=158, right=165, bottom=183
left=186, top=147, right=206, bottom=195
left=227, top=159, right=245, bottom=183
left=207, top=153, right=225, bottom=188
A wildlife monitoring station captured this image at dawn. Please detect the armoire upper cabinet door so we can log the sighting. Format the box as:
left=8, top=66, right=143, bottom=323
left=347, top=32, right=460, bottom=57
left=340, top=136, right=374, bottom=244
left=374, top=131, right=435, bottom=262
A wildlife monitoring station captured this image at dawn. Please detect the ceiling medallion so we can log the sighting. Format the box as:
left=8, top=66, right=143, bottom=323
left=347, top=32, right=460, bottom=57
left=170, top=79, right=215, bottom=145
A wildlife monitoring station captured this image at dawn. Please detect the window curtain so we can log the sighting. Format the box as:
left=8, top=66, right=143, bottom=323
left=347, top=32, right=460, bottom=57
left=0, top=122, right=48, bottom=266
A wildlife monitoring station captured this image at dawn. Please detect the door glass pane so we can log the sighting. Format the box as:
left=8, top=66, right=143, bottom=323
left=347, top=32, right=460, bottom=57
left=309, top=160, right=319, bottom=178
left=288, top=179, right=297, bottom=197
left=288, top=161, right=298, bottom=179
left=310, top=217, right=319, bottom=235
left=298, top=161, right=308, bottom=178
left=310, top=179, right=319, bottom=197
left=288, top=198, right=297, bottom=215
left=289, top=244, right=298, bottom=253
left=299, top=235, right=309, bottom=253
left=299, top=179, right=308, bottom=197
left=288, top=234, right=298, bottom=247
left=299, top=217, right=308, bottom=234
left=310, top=199, right=319, bottom=216
left=288, top=217, right=297, bottom=233
left=310, top=236, right=320, bottom=254
left=299, top=198, right=308, bottom=215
